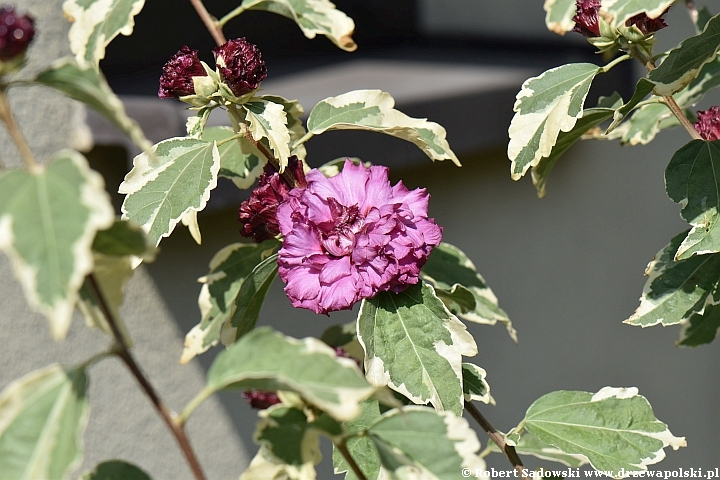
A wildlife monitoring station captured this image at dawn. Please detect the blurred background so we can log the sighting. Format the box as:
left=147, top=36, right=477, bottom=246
left=1, top=0, right=718, bottom=477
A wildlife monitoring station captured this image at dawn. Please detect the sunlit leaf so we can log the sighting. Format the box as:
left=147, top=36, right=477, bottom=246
left=666, top=140, right=720, bottom=259
left=604, top=0, right=674, bottom=27
left=307, top=90, right=460, bottom=165
left=0, top=364, right=89, bottom=479
left=0, top=150, right=114, bottom=340
left=181, top=241, right=278, bottom=364
left=509, top=63, right=600, bottom=180
left=258, top=95, right=308, bottom=161
left=462, top=363, right=491, bottom=404
left=522, top=387, right=686, bottom=476
left=421, top=242, right=516, bottom=341
left=647, top=12, right=720, bottom=96
left=201, top=126, right=266, bottom=189
left=238, top=0, right=356, bottom=51
left=119, top=137, right=220, bottom=247
left=206, top=327, right=374, bottom=421
left=677, top=290, right=720, bottom=346
left=624, top=231, right=720, bottom=327
left=543, top=0, right=577, bottom=35
left=357, top=282, right=477, bottom=415
left=488, top=432, right=589, bottom=468
left=63, top=0, right=145, bottom=70
left=244, top=98, right=292, bottom=171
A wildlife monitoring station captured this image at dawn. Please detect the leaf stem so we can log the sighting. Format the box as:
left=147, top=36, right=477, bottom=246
left=601, top=54, right=631, bottom=73
left=464, top=401, right=528, bottom=480
left=189, top=0, right=227, bottom=47
left=86, top=274, right=208, bottom=480
left=336, top=437, right=368, bottom=480
left=177, top=387, right=214, bottom=427
left=0, top=88, right=39, bottom=172
left=291, top=131, right=314, bottom=150
left=218, top=5, right=247, bottom=27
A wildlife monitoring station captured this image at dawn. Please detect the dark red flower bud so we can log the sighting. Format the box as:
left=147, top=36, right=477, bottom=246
left=626, top=9, right=668, bottom=35
left=239, top=156, right=307, bottom=243
left=694, top=106, right=720, bottom=141
left=213, top=38, right=267, bottom=97
left=572, top=0, right=601, bottom=37
left=158, top=46, right=207, bottom=99
left=0, top=5, right=34, bottom=61
left=242, top=390, right=281, bottom=410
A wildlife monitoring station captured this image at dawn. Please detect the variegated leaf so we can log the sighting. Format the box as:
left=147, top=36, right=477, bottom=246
left=333, top=399, right=387, bottom=480
left=677, top=291, right=720, bottom=347
left=489, top=432, right=589, bottom=468
left=238, top=0, right=356, bottom=51
left=307, top=90, right=460, bottom=165
left=63, top=0, right=145, bottom=70
left=0, top=150, right=114, bottom=340
left=244, top=99, right=292, bottom=171
left=201, top=126, right=266, bottom=189
left=462, top=363, right=491, bottom=404
left=544, top=0, right=577, bottom=35
left=258, top=95, right=308, bottom=161
left=604, top=0, right=674, bottom=27
left=357, top=282, right=477, bottom=416
left=509, top=63, right=600, bottom=180
left=119, top=137, right=220, bottom=247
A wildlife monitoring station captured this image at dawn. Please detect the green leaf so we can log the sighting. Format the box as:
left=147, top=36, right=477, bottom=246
left=421, top=242, right=516, bottom=341
left=258, top=95, right=308, bottom=161
left=92, top=218, right=154, bottom=260
left=201, top=126, right=265, bottom=189
left=543, top=0, right=577, bottom=35
left=606, top=79, right=655, bottom=133
left=675, top=57, right=720, bottom=108
left=462, top=363, right=491, bottom=404
left=35, top=57, right=152, bottom=154
left=604, top=0, right=674, bottom=27
left=244, top=99, right=292, bottom=171
left=181, top=241, right=278, bottom=364
left=509, top=63, right=600, bottom=180
left=608, top=103, right=675, bottom=146
left=77, top=254, right=134, bottom=346
left=647, top=12, right=720, bottom=96
left=206, top=327, right=375, bottom=421
left=333, top=399, right=384, bottom=480
left=666, top=140, right=720, bottom=259
left=624, top=231, right=720, bottom=327
left=119, top=137, right=220, bottom=247
left=0, top=364, right=89, bottom=479
left=63, top=0, right=145, bottom=70
left=368, top=407, right=486, bottom=479
left=81, top=460, right=152, bottom=480
left=307, top=90, right=460, bottom=165
left=357, top=282, right=477, bottom=416
left=677, top=292, right=720, bottom=346
left=522, top=387, right=686, bottom=475
left=239, top=0, right=356, bottom=51
left=491, top=432, right=588, bottom=468
left=0, top=150, right=114, bottom=340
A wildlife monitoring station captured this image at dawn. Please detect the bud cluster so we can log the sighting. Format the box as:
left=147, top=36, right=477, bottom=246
left=158, top=37, right=267, bottom=105
left=0, top=4, right=34, bottom=74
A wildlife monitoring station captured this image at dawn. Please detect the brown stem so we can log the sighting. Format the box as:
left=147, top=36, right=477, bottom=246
left=190, top=0, right=227, bottom=46
left=0, top=89, right=39, bottom=171
left=464, top=401, right=528, bottom=479
left=336, top=438, right=367, bottom=480
left=685, top=0, right=699, bottom=26
left=86, top=275, right=207, bottom=480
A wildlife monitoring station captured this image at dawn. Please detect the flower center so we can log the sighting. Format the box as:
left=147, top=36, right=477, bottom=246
left=320, top=198, right=364, bottom=257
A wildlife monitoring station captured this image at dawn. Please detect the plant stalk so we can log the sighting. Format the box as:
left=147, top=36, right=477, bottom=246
left=86, top=274, right=208, bottom=480
left=190, top=0, right=227, bottom=46
left=336, top=438, right=368, bottom=480
left=464, top=401, right=528, bottom=479
left=0, top=89, right=39, bottom=171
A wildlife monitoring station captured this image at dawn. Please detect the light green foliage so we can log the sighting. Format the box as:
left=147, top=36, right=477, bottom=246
left=0, top=150, right=114, bottom=340
left=543, top=0, right=577, bottom=35
left=258, top=95, right=308, bottom=160
left=119, top=137, right=220, bottom=247
left=666, top=141, right=720, bottom=259
left=367, top=407, right=486, bottom=479
left=244, top=99, right=293, bottom=171
left=647, top=12, right=720, bottom=96
left=508, top=63, right=600, bottom=180
left=237, top=0, right=356, bottom=51
left=81, top=460, right=152, bottom=480
left=206, top=327, right=375, bottom=421
left=35, top=58, right=152, bottom=154
left=604, top=0, right=674, bottom=27
left=522, top=388, right=686, bottom=476
left=333, top=399, right=385, bottom=480
left=461, top=363, right=491, bottom=404
left=63, top=0, right=145, bottom=70
left=421, top=242, right=516, bottom=340
left=181, top=242, right=279, bottom=364
left=677, top=296, right=720, bottom=346
left=0, top=364, right=89, bottom=479
left=625, top=231, right=720, bottom=327
left=201, top=126, right=266, bottom=189
left=608, top=103, right=675, bottom=145
left=91, top=219, right=155, bottom=260
left=307, top=90, right=460, bottom=165
left=494, top=432, right=588, bottom=468
left=357, top=282, right=477, bottom=415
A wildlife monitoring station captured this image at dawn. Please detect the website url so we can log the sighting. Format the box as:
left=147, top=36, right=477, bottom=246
left=461, top=467, right=720, bottom=478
